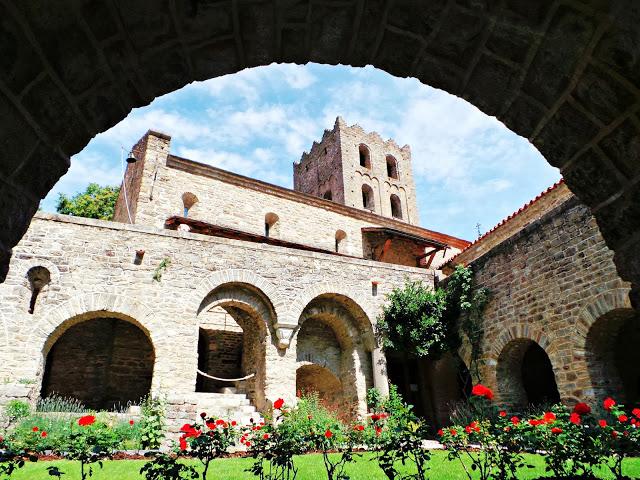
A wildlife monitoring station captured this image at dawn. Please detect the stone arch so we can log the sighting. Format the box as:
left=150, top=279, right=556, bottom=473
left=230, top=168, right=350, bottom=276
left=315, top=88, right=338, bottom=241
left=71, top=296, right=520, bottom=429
left=358, top=144, right=371, bottom=169
left=496, top=338, right=561, bottom=410
left=361, top=184, right=375, bottom=211
left=386, top=155, right=398, bottom=179
left=575, top=288, right=633, bottom=340
left=196, top=280, right=277, bottom=410
left=192, top=269, right=285, bottom=322
left=22, top=293, right=162, bottom=407
left=286, top=283, right=375, bottom=343
left=296, top=363, right=344, bottom=408
left=2, top=4, right=640, bottom=304
left=41, top=314, right=155, bottom=410
left=390, top=194, right=403, bottom=219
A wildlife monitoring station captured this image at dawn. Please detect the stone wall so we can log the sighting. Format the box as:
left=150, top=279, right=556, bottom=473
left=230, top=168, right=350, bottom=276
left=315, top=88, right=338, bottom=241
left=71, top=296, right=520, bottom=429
left=0, top=211, right=430, bottom=429
left=113, top=131, right=465, bottom=261
left=463, top=197, right=633, bottom=408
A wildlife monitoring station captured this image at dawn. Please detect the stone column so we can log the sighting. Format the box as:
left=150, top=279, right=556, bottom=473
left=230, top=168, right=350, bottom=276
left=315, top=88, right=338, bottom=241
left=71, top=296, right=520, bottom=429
left=371, top=347, right=389, bottom=397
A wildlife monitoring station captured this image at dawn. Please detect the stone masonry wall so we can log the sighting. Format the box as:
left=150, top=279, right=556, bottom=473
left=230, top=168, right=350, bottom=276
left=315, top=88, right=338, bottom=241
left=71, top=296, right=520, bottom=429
left=0, top=212, right=430, bottom=429
left=117, top=132, right=459, bottom=261
left=467, top=197, right=632, bottom=407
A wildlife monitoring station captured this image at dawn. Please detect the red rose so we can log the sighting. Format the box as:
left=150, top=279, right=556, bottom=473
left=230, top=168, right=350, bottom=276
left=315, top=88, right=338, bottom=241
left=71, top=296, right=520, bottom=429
left=245, top=441, right=251, bottom=446
left=41, top=431, right=48, bottom=438
left=206, top=421, right=216, bottom=429
left=599, top=419, right=607, bottom=428
left=551, top=427, right=562, bottom=434
left=543, top=412, right=556, bottom=423
left=371, top=414, right=380, bottom=422
left=603, top=398, right=616, bottom=411
left=632, top=408, right=640, bottom=418
left=510, top=416, right=520, bottom=426
left=449, top=428, right=457, bottom=436
left=355, top=425, right=364, bottom=431
left=529, top=419, right=539, bottom=427
left=619, top=415, right=628, bottom=423
left=216, top=419, right=225, bottom=426
left=375, top=426, right=382, bottom=436
left=569, top=413, right=581, bottom=425
left=32, top=426, right=39, bottom=432
left=179, top=437, right=187, bottom=450
left=78, top=415, right=95, bottom=427
left=471, top=384, right=494, bottom=400
left=263, top=433, right=269, bottom=439
left=612, top=431, right=618, bottom=438
left=465, top=425, right=472, bottom=434
left=273, top=398, right=285, bottom=410
left=200, top=412, right=207, bottom=419
left=573, top=402, right=591, bottom=415
left=499, top=410, right=507, bottom=417
left=129, top=420, right=134, bottom=426
left=437, top=429, right=444, bottom=436
left=231, top=421, right=237, bottom=426
left=324, top=430, right=332, bottom=438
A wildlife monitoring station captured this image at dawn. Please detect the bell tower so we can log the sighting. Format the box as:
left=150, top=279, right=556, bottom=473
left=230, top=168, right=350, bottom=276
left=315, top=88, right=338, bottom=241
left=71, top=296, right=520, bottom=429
left=293, top=117, right=419, bottom=225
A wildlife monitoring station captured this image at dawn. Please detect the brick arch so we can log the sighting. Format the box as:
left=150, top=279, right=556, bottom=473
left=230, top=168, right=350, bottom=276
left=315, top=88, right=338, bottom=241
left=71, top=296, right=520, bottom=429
left=1, top=2, right=640, bottom=305
left=574, top=287, right=633, bottom=341
left=192, top=269, right=285, bottom=322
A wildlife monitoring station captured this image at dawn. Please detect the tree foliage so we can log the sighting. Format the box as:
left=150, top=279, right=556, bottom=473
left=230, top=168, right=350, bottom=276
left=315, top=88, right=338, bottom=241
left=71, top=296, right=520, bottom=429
left=376, top=265, right=489, bottom=362
left=56, top=183, right=120, bottom=220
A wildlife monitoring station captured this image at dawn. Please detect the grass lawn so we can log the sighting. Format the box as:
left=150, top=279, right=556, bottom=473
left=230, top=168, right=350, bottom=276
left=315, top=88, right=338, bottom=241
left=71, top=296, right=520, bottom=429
left=8, top=451, right=640, bottom=479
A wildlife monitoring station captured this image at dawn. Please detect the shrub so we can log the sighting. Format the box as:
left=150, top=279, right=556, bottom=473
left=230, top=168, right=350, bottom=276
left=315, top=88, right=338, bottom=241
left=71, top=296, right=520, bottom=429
left=140, top=395, right=166, bottom=449
left=2, top=401, right=30, bottom=429
left=178, top=413, right=241, bottom=480
left=140, top=452, right=199, bottom=480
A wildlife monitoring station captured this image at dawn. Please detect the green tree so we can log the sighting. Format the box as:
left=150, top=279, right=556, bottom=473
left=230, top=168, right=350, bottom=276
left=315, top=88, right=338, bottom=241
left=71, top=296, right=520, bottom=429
left=56, top=183, right=120, bottom=220
left=376, top=280, right=453, bottom=359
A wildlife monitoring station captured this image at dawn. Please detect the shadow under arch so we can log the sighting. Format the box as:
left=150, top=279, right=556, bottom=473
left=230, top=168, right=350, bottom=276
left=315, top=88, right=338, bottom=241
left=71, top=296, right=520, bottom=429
left=41, top=311, right=155, bottom=410
left=496, top=338, right=560, bottom=411
left=585, top=308, right=640, bottom=407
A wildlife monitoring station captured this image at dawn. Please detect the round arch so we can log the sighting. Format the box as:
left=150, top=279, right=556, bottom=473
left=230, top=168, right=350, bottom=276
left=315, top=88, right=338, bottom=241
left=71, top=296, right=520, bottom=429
left=1, top=3, right=639, bottom=297
left=41, top=313, right=155, bottom=410
left=191, top=269, right=285, bottom=321
left=496, top=338, right=561, bottom=410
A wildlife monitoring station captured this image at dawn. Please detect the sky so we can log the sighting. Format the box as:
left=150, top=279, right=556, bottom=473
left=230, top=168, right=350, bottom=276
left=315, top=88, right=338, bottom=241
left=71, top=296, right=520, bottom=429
left=41, top=63, right=561, bottom=241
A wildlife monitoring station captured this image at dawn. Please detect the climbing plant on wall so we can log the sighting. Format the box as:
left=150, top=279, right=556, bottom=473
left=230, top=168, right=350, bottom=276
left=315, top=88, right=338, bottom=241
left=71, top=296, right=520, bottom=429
left=376, top=265, right=489, bottom=371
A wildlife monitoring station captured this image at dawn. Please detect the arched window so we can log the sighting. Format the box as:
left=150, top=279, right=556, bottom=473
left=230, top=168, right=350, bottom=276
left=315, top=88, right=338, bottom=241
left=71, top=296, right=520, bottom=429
left=182, top=192, right=199, bottom=218
left=265, top=212, right=279, bottom=238
left=359, top=144, right=371, bottom=169
left=386, top=155, right=398, bottom=179
left=390, top=194, right=402, bottom=219
left=27, top=266, right=50, bottom=314
left=323, top=190, right=333, bottom=201
left=335, top=230, right=347, bottom=253
left=362, top=185, right=375, bottom=211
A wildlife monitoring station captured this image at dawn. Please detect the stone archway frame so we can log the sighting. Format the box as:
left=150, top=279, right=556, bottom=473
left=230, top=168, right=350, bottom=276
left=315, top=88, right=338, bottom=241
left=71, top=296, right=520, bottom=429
left=487, top=323, right=562, bottom=404
left=285, top=282, right=377, bottom=351
left=24, top=292, right=165, bottom=392
left=191, top=269, right=289, bottom=347
left=574, top=287, right=633, bottom=347
left=573, top=287, right=634, bottom=401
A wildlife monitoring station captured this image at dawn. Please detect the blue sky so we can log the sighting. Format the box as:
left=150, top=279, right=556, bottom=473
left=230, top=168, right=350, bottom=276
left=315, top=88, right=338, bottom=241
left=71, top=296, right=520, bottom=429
left=42, top=63, right=560, bottom=241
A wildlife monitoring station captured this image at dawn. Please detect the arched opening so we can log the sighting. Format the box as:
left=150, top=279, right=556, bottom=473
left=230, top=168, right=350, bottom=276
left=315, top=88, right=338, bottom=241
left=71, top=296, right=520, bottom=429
left=26, top=266, right=51, bottom=314
left=335, top=229, right=347, bottom=253
left=182, top=192, right=199, bottom=218
left=197, top=282, right=271, bottom=410
left=358, top=144, right=371, bottom=169
left=386, top=352, right=471, bottom=428
left=296, top=293, right=375, bottom=415
left=361, top=184, right=375, bottom=211
left=586, top=308, right=640, bottom=407
left=296, top=364, right=343, bottom=408
left=390, top=194, right=402, bottom=219
left=264, top=212, right=279, bottom=238
left=497, top=339, right=560, bottom=410
left=386, top=155, right=398, bottom=179
left=41, top=317, right=154, bottom=410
